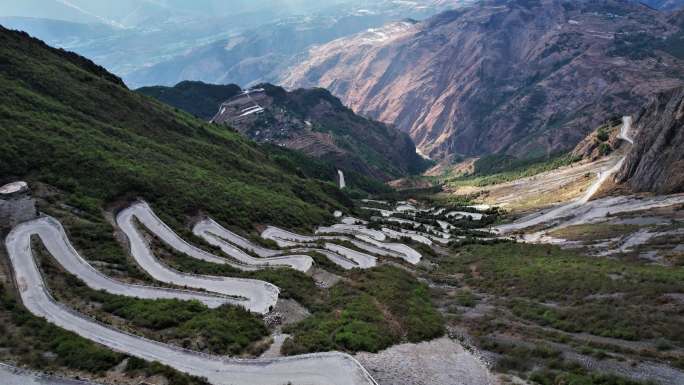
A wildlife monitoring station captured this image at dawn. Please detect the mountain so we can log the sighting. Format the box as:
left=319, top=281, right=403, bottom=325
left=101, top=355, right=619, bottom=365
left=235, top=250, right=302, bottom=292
left=0, top=0, right=343, bottom=29
left=0, top=1, right=463, bottom=88
left=123, top=1, right=466, bottom=88
left=0, top=25, right=352, bottom=230
left=639, top=0, right=684, bottom=11
left=142, top=82, right=429, bottom=180
left=137, top=81, right=242, bottom=120
left=282, top=0, right=684, bottom=162
left=616, top=86, right=684, bottom=194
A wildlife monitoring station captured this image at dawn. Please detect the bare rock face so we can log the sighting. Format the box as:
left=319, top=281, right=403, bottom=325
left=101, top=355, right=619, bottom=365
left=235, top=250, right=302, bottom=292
left=282, top=0, right=684, bottom=161
left=616, top=87, right=684, bottom=194
left=0, top=181, right=37, bottom=229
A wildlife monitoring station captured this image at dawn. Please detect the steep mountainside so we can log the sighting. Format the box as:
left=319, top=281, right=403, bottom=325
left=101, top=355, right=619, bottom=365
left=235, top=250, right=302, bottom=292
left=616, top=86, right=684, bottom=193
left=283, top=0, right=684, bottom=161
left=0, top=26, right=351, bottom=230
left=205, top=84, right=428, bottom=180
left=137, top=81, right=242, bottom=120
left=640, top=0, right=684, bottom=11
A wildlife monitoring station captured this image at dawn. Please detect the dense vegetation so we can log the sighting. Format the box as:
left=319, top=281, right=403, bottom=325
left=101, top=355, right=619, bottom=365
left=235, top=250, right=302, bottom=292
left=437, top=242, right=684, bottom=345
left=263, top=143, right=393, bottom=196
left=137, top=81, right=242, bottom=120
left=282, top=266, right=444, bottom=354
left=0, top=26, right=351, bottom=232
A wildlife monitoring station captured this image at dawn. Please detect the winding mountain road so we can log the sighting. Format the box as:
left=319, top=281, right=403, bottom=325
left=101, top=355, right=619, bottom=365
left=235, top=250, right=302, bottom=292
left=495, top=116, right=635, bottom=233
left=4, top=222, right=379, bottom=385
left=193, top=219, right=314, bottom=272
left=317, top=224, right=387, bottom=241
left=116, top=202, right=279, bottom=314
left=8, top=217, right=233, bottom=309
left=263, top=226, right=422, bottom=265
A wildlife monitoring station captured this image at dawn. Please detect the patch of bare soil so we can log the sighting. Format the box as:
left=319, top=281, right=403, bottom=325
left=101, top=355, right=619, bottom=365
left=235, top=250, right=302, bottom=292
left=355, top=337, right=499, bottom=385
left=450, top=158, right=617, bottom=213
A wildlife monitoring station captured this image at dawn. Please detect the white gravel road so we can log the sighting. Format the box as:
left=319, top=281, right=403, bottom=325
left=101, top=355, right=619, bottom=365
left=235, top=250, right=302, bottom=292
left=193, top=219, right=314, bottom=272
left=263, top=226, right=421, bottom=265
left=4, top=225, right=378, bottom=385
left=496, top=116, right=635, bottom=233
left=324, top=243, right=377, bottom=268
left=116, top=202, right=279, bottom=314
left=381, top=227, right=433, bottom=245
left=317, top=224, right=387, bottom=241
left=9, top=217, right=233, bottom=308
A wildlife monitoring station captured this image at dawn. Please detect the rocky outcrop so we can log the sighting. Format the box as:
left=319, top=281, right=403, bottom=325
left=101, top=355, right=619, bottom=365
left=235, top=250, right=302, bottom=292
left=571, top=117, right=624, bottom=161
left=0, top=181, right=37, bottom=230
left=208, top=84, right=428, bottom=180
left=616, top=87, right=684, bottom=194
left=282, top=0, right=684, bottom=161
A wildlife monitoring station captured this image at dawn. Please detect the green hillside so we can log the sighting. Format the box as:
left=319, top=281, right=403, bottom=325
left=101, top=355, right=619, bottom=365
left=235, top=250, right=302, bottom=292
left=0, top=26, right=351, bottom=230
left=137, top=81, right=242, bottom=120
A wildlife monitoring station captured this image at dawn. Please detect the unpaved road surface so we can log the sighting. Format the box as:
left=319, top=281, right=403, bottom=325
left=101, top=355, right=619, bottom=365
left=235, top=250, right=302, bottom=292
left=9, top=217, right=233, bottom=309
left=193, top=218, right=314, bottom=272
left=264, top=225, right=422, bottom=265
left=117, top=202, right=279, bottom=314
left=496, top=116, right=635, bottom=233
left=5, top=215, right=378, bottom=385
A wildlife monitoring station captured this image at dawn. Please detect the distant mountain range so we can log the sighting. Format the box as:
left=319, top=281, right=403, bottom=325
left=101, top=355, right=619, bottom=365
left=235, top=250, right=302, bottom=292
left=0, top=0, right=467, bottom=88
left=282, top=0, right=684, bottom=162
left=139, top=81, right=429, bottom=180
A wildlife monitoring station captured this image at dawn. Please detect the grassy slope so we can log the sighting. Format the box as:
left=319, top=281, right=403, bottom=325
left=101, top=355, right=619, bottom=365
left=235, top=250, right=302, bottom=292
left=432, top=242, right=684, bottom=381
left=0, top=26, right=350, bottom=231
left=136, top=81, right=242, bottom=120
left=0, top=25, right=353, bottom=382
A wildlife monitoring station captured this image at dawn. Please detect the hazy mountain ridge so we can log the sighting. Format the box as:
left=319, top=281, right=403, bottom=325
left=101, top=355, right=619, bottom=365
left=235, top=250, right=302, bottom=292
left=282, top=0, right=684, bottom=162
left=124, top=1, right=467, bottom=88
left=0, top=1, right=465, bottom=88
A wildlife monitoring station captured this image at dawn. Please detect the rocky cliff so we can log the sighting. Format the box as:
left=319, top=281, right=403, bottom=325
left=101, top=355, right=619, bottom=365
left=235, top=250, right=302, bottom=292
left=616, top=86, right=684, bottom=194
left=282, top=0, right=684, bottom=161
